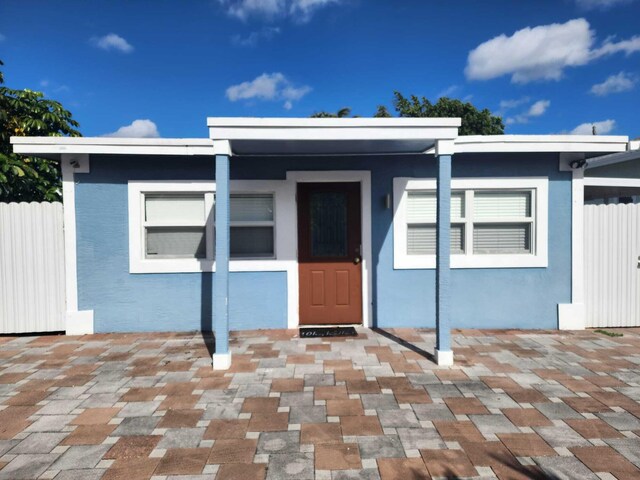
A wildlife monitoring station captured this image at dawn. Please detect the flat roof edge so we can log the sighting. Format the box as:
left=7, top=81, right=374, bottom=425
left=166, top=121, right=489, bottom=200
left=10, top=137, right=212, bottom=146
left=456, top=135, right=629, bottom=144
left=206, top=117, right=463, bottom=127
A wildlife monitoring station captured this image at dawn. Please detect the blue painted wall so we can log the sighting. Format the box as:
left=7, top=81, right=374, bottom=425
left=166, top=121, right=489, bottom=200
left=75, top=156, right=287, bottom=333
left=76, top=152, right=571, bottom=332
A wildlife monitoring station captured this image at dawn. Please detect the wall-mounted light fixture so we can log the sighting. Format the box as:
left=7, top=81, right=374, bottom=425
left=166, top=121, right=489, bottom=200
left=385, top=193, right=392, bottom=209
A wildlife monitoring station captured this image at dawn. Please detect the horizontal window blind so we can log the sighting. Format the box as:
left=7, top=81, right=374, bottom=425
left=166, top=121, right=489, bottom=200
left=230, top=194, right=274, bottom=222
left=146, top=227, right=206, bottom=258
left=407, top=192, right=464, bottom=223
left=407, top=224, right=464, bottom=255
left=231, top=226, right=274, bottom=258
left=474, top=191, right=530, bottom=219
left=145, top=194, right=205, bottom=223
left=473, top=223, right=531, bottom=254
left=230, top=194, right=276, bottom=258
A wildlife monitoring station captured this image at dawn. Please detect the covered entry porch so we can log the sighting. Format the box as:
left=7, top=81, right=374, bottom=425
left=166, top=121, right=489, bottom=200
left=208, top=117, right=461, bottom=369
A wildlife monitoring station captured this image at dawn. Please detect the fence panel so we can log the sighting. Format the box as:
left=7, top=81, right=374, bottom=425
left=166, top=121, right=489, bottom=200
left=0, top=202, right=66, bottom=333
left=584, top=203, right=640, bottom=328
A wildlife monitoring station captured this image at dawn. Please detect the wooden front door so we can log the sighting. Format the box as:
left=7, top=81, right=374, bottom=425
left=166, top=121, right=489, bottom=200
left=298, top=182, right=362, bottom=325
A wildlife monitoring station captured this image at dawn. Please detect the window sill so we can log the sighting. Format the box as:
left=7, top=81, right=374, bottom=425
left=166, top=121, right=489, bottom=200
left=394, top=254, right=548, bottom=270
left=129, top=259, right=292, bottom=274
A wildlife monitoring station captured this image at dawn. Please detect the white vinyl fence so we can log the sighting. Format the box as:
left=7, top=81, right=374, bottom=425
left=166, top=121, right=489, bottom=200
left=585, top=203, right=640, bottom=328
left=0, top=202, right=66, bottom=333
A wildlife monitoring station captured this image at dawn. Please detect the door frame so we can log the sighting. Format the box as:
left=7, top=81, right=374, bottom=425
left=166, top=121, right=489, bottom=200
left=286, top=171, right=372, bottom=329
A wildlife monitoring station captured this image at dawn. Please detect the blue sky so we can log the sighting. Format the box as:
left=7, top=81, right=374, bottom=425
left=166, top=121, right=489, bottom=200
left=1, top=0, right=639, bottom=138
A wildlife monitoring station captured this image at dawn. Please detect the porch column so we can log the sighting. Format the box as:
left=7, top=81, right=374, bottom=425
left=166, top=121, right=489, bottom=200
left=213, top=140, right=232, bottom=370
left=435, top=140, right=454, bottom=366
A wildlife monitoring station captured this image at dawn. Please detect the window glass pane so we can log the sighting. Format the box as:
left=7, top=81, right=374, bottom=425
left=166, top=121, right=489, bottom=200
left=146, top=227, right=206, bottom=258
left=145, top=194, right=205, bottom=223
left=474, top=191, right=530, bottom=219
left=231, top=226, right=274, bottom=258
left=407, top=192, right=464, bottom=222
left=407, top=224, right=464, bottom=255
left=473, top=223, right=531, bottom=254
left=230, top=194, right=274, bottom=222
left=310, top=192, right=347, bottom=257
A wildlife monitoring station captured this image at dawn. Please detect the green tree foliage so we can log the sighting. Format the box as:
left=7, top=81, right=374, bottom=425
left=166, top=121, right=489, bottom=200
left=373, top=105, right=392, bottom=118
left=310, top=107, right=352, bottom=118
left=309, top=93, right=505, bottom=136
left=0, top=60, right=81, bottom=202
left=392, top=92, right=504, bottom=135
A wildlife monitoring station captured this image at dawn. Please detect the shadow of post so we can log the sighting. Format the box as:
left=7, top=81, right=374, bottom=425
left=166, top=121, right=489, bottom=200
left=200, top=271, right=215, bottom=357
left=372, top=328, right=436, bottom=364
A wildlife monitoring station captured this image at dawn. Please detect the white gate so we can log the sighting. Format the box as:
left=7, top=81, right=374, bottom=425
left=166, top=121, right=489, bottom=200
left=0, top=202, right=66, bottom=333
left=584, top=203, right=640, bottom=328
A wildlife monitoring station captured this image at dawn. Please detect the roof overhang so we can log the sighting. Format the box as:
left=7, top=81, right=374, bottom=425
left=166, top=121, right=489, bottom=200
left=207, top=117, right=461, bottom=156
left=10, top=137, right=214, bottom=160
left=445, top=135, right=630, bottom=154
left=585, top=143, right=640, bottom=169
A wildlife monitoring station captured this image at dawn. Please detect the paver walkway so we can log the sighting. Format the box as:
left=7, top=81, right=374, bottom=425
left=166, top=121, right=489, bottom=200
left=0, top=327, right=639, bottom=479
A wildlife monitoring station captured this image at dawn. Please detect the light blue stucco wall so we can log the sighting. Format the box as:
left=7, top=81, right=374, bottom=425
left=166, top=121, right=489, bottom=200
left=75, top=152, right=572, bottom=332
left=75, top=156, right=287, bottom=333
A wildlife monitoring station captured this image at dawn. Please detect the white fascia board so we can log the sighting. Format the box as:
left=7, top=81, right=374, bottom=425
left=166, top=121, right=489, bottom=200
left=10, top=137, right=212, bottom=146
left=11, top=137, right=214, bottom=156
left=585, top=149, right=640, bottom=169
left=453, top=135, right=629, bottom=154
left=207, top=117, right=462, bottom=128
left=209, top=126, right=459, bottom=142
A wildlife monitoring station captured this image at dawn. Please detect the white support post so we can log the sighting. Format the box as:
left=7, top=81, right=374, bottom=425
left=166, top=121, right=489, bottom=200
left=558, top=153, right=586, bottom=330
left=61, top=154, right=94, bottom=335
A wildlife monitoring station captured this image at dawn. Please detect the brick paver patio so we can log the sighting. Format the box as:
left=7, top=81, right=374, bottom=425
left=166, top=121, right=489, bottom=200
left=0, top=327, right=639, bottom=479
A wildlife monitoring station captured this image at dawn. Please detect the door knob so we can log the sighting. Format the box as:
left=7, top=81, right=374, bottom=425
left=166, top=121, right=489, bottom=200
left=353, top=256, right=361, bottom=265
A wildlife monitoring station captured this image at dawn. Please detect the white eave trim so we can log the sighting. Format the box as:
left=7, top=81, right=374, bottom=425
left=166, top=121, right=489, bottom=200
left=451, top=135, right=630, bottom=154
left=11, top=137, right=214, bottom=156
left=207, top=117, right=461, bottom=142
left=207, top=117, right=462, bottom=128
left=585, top=148, right=640, bottom=169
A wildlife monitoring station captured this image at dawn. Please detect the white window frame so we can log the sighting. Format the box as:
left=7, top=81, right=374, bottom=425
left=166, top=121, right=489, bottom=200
left=128, top=180, right=293, bottom=273
left=393, top=177, right=548, bottom=269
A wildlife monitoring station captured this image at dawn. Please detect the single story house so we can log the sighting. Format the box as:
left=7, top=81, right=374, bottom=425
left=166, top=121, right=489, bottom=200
left=11, top=118, right=640, bottom=368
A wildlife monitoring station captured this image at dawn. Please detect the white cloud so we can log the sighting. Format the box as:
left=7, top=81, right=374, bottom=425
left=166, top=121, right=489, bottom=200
left=498, top=97, right=530, bottom=113
left=528, top=100, right=550, bottom=117
left=570, top=119, right=616, bottom=135
left=436, top=85, right=459, bottom=98
left=590, top=71, right=637, bottom=95
left=104, top=119, right=160, bottom=138
left=218, top=0, right=341, bottom=22
left=226, top=73, right=311, bottom=109
left=91, top=33, right=134, bottom=53
left=575, top=0, right=634, bottom=9
left=289, top=0, right=340, bottom=22
left=232, top=27, right=281, bottom=47
left=505, top=99, right=550, bottom=125
left=592, top=35, right=640, bottom=58
left=466, top=18, right=640, bottom=83
left=40, top=79, right=49, bottom=88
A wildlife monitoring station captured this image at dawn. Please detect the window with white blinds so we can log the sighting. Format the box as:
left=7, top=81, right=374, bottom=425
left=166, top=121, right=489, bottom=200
left=472, top=191, right=532, bottom=254
left=129, top=180, right=289, bottom=274
left=144, top=194, right=208, bottom=258
left=230, top=194, right=275, bottom=258
left=393, top=177, right=548, bottom=269
left=141, top=192, right=276, bottom=260
left=406, top=192, right=465, bottom=255
left=405, top=189, right=533, bottom=256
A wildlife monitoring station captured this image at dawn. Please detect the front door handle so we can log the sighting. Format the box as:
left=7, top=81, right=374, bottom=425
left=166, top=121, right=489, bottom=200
left=353, top=256, right=361, bottom=265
